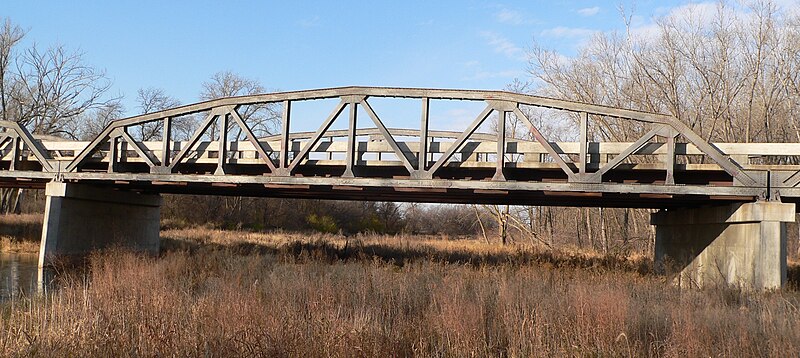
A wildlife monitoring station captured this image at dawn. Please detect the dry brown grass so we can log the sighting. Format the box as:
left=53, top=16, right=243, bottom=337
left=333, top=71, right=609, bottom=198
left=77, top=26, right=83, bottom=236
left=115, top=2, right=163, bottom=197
left=0, top=236, right=39, bottom=253
left=0, top=214, right=42, bottom=253
left=1, top=229, right=799, bottom=356
left=161, top=228, right=654, bottom=274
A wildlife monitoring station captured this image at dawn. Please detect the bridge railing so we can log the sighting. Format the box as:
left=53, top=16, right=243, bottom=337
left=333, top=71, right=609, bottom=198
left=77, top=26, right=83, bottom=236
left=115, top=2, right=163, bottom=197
left=0, top=86, right=777, bottom=191
left=10, top=134, right=800, bottom=172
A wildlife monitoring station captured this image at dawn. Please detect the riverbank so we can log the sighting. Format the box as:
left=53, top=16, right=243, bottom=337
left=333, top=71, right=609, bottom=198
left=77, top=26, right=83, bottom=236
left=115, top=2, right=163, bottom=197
left=0, top=214, right=42, bottom=254
left=0, top=237, right=39, bottom=253
left=161, top=227, right=654, bottom=272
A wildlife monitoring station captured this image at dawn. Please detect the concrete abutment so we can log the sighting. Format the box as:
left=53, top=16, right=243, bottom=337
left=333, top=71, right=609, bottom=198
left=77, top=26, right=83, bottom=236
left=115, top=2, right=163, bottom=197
left=39, top=182, right=161, bottom=267
left=652, top=201, right=795, bottom=290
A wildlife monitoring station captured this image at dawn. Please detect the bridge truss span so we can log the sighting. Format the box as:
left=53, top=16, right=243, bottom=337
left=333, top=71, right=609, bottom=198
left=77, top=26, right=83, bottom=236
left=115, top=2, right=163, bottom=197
left=1, top=86, right=798, bottom=208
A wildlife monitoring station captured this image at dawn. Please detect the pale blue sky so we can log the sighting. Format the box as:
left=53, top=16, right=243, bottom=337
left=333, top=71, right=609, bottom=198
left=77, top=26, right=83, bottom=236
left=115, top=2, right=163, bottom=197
left=5, top=1, right=694, bottom=117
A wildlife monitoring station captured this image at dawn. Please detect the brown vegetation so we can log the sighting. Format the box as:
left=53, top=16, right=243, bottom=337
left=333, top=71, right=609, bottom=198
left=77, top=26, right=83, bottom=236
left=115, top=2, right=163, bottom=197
left=0, top=213, right=42, bottom=253
left=1, top=229, right=800, bottom=357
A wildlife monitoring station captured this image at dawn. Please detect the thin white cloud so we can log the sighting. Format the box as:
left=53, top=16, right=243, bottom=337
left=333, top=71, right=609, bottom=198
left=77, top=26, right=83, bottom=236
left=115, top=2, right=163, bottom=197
left=773, top=0, right=800, bottom=13
left=437, top=108, right=486, bottom=131
left=462, top=60, right=480, bottom=68
left=577, top=6, right=600, bottom=17
left=493, top=7, right=541, bottom=25
left=480, top=31, right=526, bottom=60
left=665, top=2, right=717, bottom=24
left=540, top=26, right=594, bottom=39
left=459, top=59, right=522, bottom=82
left=629, top=2, right=722, bottom=41
left=462, top=69, right=524, bottom=81
left=298, top=15, right=321, bottom=28
left=495, top=8, right=525, bottom=25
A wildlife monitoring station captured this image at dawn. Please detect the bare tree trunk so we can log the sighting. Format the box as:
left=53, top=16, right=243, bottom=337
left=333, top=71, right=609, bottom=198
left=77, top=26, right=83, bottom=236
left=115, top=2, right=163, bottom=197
left=0, top=187, right=21, bottom=214
left=495, top=205, right=509, bottom=246
left=599, top=207, right=608, bottom=254
left=12, top=188, right=22, bottom=214
left=585, top=207, right=594, bottom=250
left=473, top=205, right=489, bottom=244
left=501, top=205, right=510, bottom=245
left=576, top=208, right=584, bottom=249
left=622, top=208, right=630, bottom=249
left=506, top=214, right=552, bottom=248
left=547, top=207, right=554, bottom=246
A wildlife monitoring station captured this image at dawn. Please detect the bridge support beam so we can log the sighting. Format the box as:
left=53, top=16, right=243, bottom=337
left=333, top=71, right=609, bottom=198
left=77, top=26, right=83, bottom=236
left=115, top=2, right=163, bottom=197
left=39, top=182, right=161, bottom=267
left=652, top=202, right=795, bottom=290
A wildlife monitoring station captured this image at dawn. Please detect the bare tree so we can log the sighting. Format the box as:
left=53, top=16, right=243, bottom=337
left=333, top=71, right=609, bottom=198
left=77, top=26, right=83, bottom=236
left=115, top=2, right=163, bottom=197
left=520, top=0, right=800, bottom=253
left=128, top=87, right=182, bottom=141
left=72, top=100, right=125, bottom=140
left=0, top=18, right=114, bottom=213
left=11, top=45, right=113, bottom=136
left=0, top=19, right=25, bottom=122
left=200, top=71, right=279, bottom=139
left=197, top=71, right=280, bottom=216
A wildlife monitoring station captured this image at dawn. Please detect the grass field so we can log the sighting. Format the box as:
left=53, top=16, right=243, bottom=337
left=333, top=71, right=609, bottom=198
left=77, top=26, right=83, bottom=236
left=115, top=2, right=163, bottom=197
left=1, top=228, right=800, bottom=356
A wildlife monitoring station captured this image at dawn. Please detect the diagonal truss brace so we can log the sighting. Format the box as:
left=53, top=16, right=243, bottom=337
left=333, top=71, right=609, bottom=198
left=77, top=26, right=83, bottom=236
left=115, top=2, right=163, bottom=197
left=781, top=168, right=800, bottom=188
left=360, top=98, right=416, bottom=175
left=0, top=121, right=54, bottom=172
left=512, top=107, right=578, bottom=182
left=167, top=109, right=222, bottom=172
left=286, top=99, right=348, bottom=174
left=66, top=125, right=116, bottom=172
left=423, top=105, right=494, bottom=178
left=229, top=106, right=277, bottom=173
left=668, top=120, right=757, bottom=186
left=115, top=128, right=160, bottom=168
left=582, top=125, right=668, bottom=183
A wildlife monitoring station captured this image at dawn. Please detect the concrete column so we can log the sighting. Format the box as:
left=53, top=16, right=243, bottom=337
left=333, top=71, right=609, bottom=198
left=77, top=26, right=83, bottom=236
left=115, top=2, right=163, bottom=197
left=652, top=201, right=795, bottom=290
left=39, top=182, right=161, bottom=267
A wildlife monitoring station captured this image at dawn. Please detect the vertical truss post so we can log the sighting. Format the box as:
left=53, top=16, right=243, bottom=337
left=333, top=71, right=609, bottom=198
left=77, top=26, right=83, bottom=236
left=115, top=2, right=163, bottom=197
left=278, top=100, right=291, bottom=175
left=419, top=98, right=430, bottom=172
left=9, top=136, right=19, bottom=171
left=215, top=111, right=229, bottom=175
left=328, top=137, right=334, bottom=160
left=161, top=117, right=172, bottom=168
left=120, top=139, right=129, bottom=167
left=493, top=111, right=507, bottom=181
left=343, top=99, right=358, bottom=178
left=108, top=136, right=118, bottom=173
left=579, top=112, right=588, bottom=176
left=666, top=130, right=678, bottom=185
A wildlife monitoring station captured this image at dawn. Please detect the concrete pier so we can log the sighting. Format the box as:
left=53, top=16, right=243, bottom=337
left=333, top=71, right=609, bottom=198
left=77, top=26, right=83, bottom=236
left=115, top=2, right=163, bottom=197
left=39, top=182, right=161, bottom=267
left=652, top=201, right=795, bottom=290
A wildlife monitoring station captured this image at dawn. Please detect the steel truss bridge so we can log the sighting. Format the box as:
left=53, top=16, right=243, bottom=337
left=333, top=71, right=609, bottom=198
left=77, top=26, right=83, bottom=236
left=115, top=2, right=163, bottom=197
left=1, top=86, right=800, bottom=209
